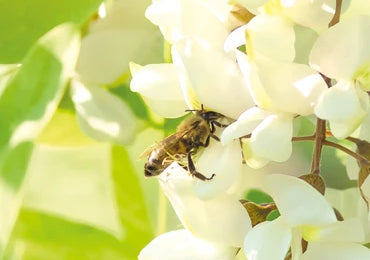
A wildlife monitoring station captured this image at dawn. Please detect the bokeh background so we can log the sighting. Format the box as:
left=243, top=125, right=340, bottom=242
left=0, top=0, right=354, bottom=259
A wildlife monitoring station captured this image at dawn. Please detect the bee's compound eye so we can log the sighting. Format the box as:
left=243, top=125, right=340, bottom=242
left=145, top=170, right=153, bottom=177
left=145, top=164, right=158, bottom=177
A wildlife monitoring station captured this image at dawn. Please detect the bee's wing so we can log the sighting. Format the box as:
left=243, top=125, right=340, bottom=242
left=138, top=124, right=197, bottom=160
left=138, top=143, right=158, bottom=159
left=138, top=132, right=182, bottom=159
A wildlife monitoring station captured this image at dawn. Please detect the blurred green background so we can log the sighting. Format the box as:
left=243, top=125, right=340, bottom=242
left=0, top=0, right=354, bottom=259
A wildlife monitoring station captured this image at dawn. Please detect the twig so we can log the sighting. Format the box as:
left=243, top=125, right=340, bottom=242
left=311, top=119, right=326, bottom=174
left=323, top=140, right=370, bottom=166
left=329, top=0, right=343, bottom=27
left=292, top=135, right=315, bottom=142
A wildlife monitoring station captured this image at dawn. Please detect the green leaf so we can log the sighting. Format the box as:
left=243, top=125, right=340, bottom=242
left=0, top=23, right=80, bottom=255
left=245, top=189, right=273, bottom=204
left=22, top=143, right=123, bottom=237
left=0, top=0, right=102, bottom=63
left=5, top=209, right=131, bottom=260
left=111, top=145, right=154, bottom=258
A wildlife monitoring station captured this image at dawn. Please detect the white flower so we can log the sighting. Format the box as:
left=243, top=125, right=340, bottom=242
left=130, top=39, right=254, bottom=120
left=159, top=163, right=252, bottom=247
left=138, top=229, right=237, bottom=260
left=310, top=15, right=370, bottom=139
left=243, top=174, right=370, bottom=260
left=221, top=52, right=327, bottom=165
left=235, top=0, right=336, bottom=32
left=145, top=0, right=231, bottom=49
left=325, top=188, right=370, bottom=243
left=172, top=40, right=254, bottom=119
left=129, top=62, right=188, bottom=118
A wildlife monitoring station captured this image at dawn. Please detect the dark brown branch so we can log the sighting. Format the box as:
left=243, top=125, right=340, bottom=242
left=311, top=119, right=326, bottom=174
left=323, top=140, right=370, bottom=166
left=329, top=0, right=343, bottom=27
left=292, top=135, right=315, bottom=142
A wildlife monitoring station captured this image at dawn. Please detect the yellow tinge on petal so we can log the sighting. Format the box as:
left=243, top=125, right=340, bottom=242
left=263, top=0, right=282, bottom=15
left=353, top=61, right=370, bottom=91
left=301, top=225, right=320, bottom=241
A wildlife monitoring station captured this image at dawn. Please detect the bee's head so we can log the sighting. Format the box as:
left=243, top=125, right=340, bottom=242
left=199, top=110, right=222, bottom=122
left=185, top=105, right=223, bottom=122
left=144, top=163, right=161, bottom=177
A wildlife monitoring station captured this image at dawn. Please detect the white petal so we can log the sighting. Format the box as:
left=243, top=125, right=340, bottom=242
left=221, top=107, right=270, bottom=145
left=301, top=242, right=370, bottom=260
left=310, top=15, right=370, bottom=79
left=235, top=0, right=269, bottom=15
left=241, top=138, right=270, bottom=169
left=138, top=229, right=237, bottom=260
left=145, top=0, right=182, bottom=42
left=76, top=29, right=157, bottom=84
left=263, top=174, right=337, bottom=226
left=250, top=113, right=293, bottom=162
left=311, top=218, right=365, bottom=243
left=224, top=24, right=247, bottom=52
left=244, top=218, right=292, bottom=260
left=252, top=57, right=327, bottom=115
left=236, top=51, right=273, bottom=109
left=194, top=140, right=244, bottom=199
left=159, top=165, right=252, bottom=247
left=130, top=63, right=188, bottom=118
left=325, top=188, right=366, bottom=219
left=174, top=40, right=254, bottom=119
left=146, top=0, right=228, bottom=47
left=281, top=0, right=336, bottom=32
left=245, top=14, right=295, bottom=62
left=325, top=188, right=370, bottom=242
left=314, top=81, right=369, bottom=139
left=71, top=81, right=137, bottom=145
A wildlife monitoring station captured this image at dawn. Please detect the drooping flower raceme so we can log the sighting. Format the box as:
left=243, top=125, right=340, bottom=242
left=130, top=0, right=256, bottom=196
left=131, top=0, right=370, bottom=259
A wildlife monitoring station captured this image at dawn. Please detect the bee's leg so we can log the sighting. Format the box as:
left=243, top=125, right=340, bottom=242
left=209, top=121, right=228, bottom=141
left=211, top=121, right=229, bottom=129
left=199, top=135, right=211, bottom=147
left=210, top=134, right=220, bottom=142
left=187, top=152, right=215, bottom=181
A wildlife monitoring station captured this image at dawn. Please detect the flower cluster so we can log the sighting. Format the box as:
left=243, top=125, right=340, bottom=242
left=131, top=0, right=370, bottom=259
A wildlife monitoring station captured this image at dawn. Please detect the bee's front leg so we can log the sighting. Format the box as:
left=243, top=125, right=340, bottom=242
left=187, top=152, right=215, bottom=181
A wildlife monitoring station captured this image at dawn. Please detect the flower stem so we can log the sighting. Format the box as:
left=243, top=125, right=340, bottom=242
left=292, top=134, right=370, bottom=166
left=329, top=0, right=343, bottom=27
left=323, top=140, right=370, bottom=166
left=311, top=119, right=326, bottom=174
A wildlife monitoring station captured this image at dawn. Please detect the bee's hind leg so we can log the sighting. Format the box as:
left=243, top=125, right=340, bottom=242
left=187, top=152, right=215, bottom=181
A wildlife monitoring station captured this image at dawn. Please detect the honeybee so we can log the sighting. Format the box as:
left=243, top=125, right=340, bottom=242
left=140, top=107, right=227, bottom=181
